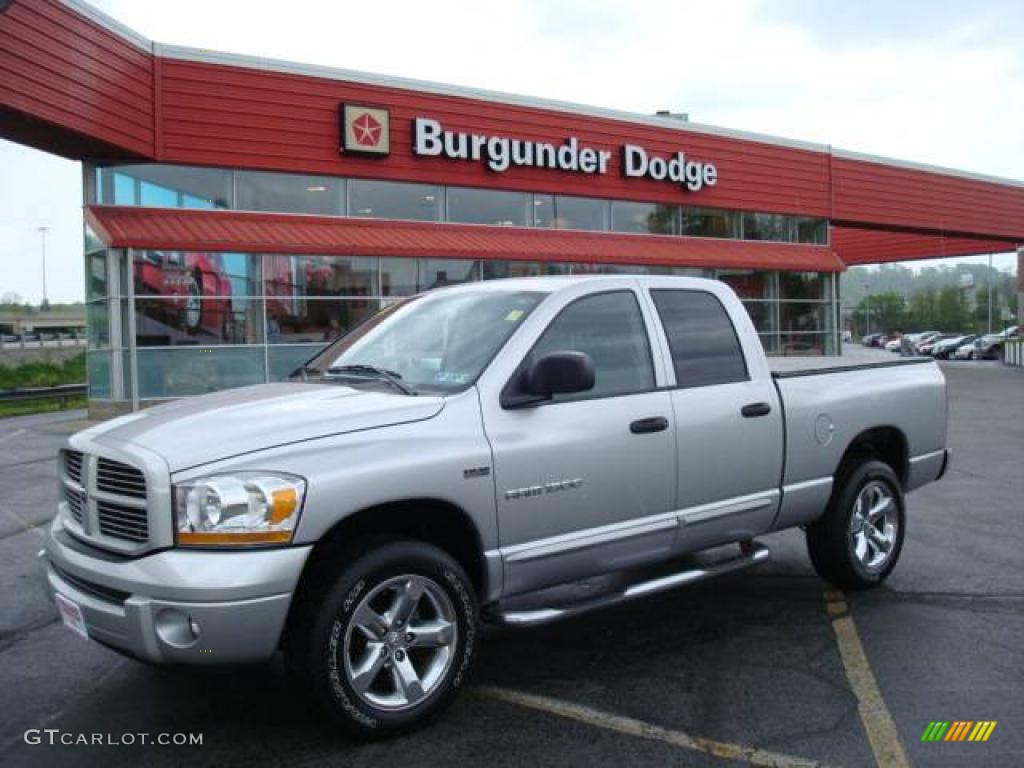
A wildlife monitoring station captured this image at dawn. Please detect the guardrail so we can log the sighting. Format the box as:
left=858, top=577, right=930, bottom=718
left=0, top=383, right=87, bottom=408
left=0, top=337, right=86, bottom=350
left=1002, top=338, right=1023, bottom=368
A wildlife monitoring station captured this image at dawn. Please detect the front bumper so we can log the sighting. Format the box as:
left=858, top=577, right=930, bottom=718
left=40, top=516, right=312, bottom=664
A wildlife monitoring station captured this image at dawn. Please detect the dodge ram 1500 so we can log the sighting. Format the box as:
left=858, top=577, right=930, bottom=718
left=41, top=275, right=948, bottom=735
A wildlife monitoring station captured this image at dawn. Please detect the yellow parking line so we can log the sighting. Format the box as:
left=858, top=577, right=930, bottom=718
left=824, top=592, right=911, bottom=768
left=479, top=686, right=826, bottom=767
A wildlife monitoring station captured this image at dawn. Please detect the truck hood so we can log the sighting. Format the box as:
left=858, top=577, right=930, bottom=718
left=78, top=383, right=445, bottom=472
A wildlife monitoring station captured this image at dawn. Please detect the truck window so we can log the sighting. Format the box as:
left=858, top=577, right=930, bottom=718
left=650, top=289, right=749, bottom=388
left=529, top=290, right=655, bottom=400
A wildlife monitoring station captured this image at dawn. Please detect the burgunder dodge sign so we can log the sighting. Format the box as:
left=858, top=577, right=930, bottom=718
left=339, top=104, right=718, bottom=193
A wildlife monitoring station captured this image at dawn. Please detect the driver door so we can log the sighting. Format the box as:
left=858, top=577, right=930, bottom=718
left=479, top=288, right=677, bottom=596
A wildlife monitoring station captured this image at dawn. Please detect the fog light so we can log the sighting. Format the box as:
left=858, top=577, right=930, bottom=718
left=154, top=608, right=200, bottom=648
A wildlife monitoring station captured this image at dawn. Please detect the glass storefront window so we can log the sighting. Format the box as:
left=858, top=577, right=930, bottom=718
left=84, top=223, right=104, bottom=255
left=86, top=253, right=107, bottom=301
left=543, top=195, right=610, bottom=231
left=134, top=297, right=263, bottom=346
left=716, top=270, right=768, bottom=299
left=611, top=202, right=678, bottom=235
left=417, top=259, right=480, bottom=291
left=743, top=212, right=795, bottom=242
left=96, top=165, right=232, bottom=209
left=136, top=347, right=266, bottom=398
left=680, top=208, right=739, bottom=238
left=133, top=252, right=262, bottom=298
left=348, top=180, right=442, bottom=221
left=236, top=171, right=346, bottom=216
left=266, top=298, right=379, bottom=344
left=742, top=301, right=771, bottom=333
left=380, top=257, right=418, bottom=297
left=87, top=351, right=112, bottom=398
left=447, top=187, right=531, bottom=227
left=268, top=343, right=328, bottom=381
left=264, top=254, right=377, bottom=298
left=482, top=261, right=570, bottom=279
left=779, top=302, right=826, bottom=333
left=779, top=333, right=826, bottom=355
left=796, top=217, right=827, bottom=244
left=86, top=301, right=110, bottom=348
left=779, top=271, right=824, bottom=301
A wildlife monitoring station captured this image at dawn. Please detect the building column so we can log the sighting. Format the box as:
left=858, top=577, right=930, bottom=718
left=1018, top=247, right=1023, bottom=328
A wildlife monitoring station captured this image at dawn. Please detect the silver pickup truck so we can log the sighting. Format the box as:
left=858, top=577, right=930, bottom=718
left=41, top=275, right=948, bottom=735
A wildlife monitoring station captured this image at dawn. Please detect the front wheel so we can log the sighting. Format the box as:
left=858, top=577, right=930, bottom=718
left=286, top=540, right=478, bottom=737
left=807, top=460, right=905, bottom=590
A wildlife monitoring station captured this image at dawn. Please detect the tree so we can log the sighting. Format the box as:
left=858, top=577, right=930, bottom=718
left=853, top=292, right=907, bottom=335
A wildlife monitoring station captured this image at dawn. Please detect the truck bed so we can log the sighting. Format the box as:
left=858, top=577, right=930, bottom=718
left=769, top=355, right=932, bottom=378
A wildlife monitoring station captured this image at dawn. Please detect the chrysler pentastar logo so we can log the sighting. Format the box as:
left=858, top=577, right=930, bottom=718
left=340, top=104, right=390, bottom=156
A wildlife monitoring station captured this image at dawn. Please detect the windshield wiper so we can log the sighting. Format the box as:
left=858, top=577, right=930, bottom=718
left=292, top=365, right=321, bottom=381
left=325, top=364, right=418, bottom=395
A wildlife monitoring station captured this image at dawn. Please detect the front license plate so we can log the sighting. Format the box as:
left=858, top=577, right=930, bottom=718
left=54, top=592, right=89, bottom=640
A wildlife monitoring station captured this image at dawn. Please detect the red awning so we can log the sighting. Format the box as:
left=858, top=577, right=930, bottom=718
left=86, top=206, right=844, bottom=272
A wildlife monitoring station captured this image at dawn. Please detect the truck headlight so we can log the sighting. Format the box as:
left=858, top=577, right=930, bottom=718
left=174, top=472, right=306, bottom=547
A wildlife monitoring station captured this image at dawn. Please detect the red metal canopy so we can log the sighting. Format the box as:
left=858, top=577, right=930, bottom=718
left=85, top=206, right=844, bottom=272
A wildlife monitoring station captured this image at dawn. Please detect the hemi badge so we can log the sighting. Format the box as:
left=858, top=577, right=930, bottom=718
left=463, top=466, right=491, bottom=479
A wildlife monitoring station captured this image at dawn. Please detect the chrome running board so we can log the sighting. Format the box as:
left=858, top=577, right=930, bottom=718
left=484, top=541, right=770, bottom=628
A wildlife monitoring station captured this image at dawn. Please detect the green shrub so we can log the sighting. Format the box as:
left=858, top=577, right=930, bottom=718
left=0, top=353, right=86, bottom=389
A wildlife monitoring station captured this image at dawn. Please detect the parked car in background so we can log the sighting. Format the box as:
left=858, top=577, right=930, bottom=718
left=918, top=334, right=960, bottom=356
left=972, top=326, right=1020, bottom=360
left=932, top=335, right=975, bottom=360
left=884, top=338, right=902, bottom=352
left=912, top=332, right=943, bottom=355
left=862, top=332, right=883, bottom=347
left=954, top=338, right=982, bottom=360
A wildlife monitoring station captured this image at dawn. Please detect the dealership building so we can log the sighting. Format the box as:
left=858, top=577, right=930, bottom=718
left=2, top=0, right=1023, bottom=414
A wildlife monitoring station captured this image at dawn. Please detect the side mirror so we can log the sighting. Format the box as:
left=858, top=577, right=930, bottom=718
left=502, top=351, right=595, bottom=408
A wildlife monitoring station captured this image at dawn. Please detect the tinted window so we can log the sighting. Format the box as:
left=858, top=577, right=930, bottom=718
left=651, top=290, right=748, bottom=387
left=611, top=202, right=678, bottom=234
left=447, top=188, right=530, bottom=226
left=236, top=171, right=345, bottom=215
left=348, top=180, right=441, bottom=221
left=530, top=291, right=654, bottom=399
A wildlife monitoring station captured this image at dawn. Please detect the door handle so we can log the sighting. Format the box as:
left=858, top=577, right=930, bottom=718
left=630, top=416, right=669, bottom=434
left=741, top=402, right=772, bottom=418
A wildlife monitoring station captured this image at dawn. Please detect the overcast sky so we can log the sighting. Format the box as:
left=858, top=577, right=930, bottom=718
left=1, top=0, right=1021, bottom=303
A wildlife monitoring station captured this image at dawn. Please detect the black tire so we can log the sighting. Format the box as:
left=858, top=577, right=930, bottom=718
left=807, top=460, right=905, bottom=590
left=286, top=539, right=478, bottom=737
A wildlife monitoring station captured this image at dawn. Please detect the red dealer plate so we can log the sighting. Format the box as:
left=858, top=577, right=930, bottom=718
left=54, top=592, right=89, bottom=640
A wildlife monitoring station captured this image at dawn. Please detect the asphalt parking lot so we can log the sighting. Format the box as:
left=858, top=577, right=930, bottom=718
left=0, top=359, right=1021, bottom=768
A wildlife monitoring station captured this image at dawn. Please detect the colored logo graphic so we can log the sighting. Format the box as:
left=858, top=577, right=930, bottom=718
left=351, top=112, right=382, bottom=147
left=340, top=104, right=390, bottom=155
left=921, top=721, right=997, bottom=742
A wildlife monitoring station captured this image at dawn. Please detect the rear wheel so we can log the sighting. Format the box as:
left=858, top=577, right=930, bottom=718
left=807, top=460, right=905, bottom=590
left=286, top=540, right=478, bottom=737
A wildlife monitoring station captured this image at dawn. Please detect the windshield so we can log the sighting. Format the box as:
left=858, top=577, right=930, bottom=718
left=296, top=288, right=546, bottom=394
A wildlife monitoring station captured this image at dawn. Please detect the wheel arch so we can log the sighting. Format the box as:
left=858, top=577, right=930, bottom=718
left=835, top=426, right=909, bottom=488
left=293, top=497, right=489, bottom=606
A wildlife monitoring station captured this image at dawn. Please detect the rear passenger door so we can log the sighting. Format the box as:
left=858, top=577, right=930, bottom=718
left=646, top=288, right=783, bottom=552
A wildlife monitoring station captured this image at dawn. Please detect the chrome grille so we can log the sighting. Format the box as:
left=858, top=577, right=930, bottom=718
left=96, top=500, right=149, bottom=542
left=63, top=450, right=84, bottom=485
left=96, top=457, right=147, bottom=499
left=64, top=486, right=86, bottom=525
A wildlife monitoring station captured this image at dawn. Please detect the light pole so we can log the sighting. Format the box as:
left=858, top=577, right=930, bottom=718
left=987, top=252, right=993, bottom=334
left=863, top=280, right=871, bottom=338
left=37, top=225, right=50, bottom=311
